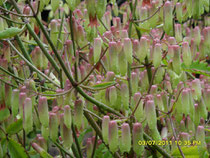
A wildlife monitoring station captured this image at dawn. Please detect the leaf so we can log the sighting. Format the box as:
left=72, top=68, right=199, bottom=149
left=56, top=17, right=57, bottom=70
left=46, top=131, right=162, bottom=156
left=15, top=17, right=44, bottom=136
left=182, top=61, right=210, bottom=77
left=92, top=81, right=116, bottom=88
left=134, top=23, right=151, bottom=33
left=6, top=118, right=23, bottom=135
left=8, top=138, right=28, bottom=158
left=0, top=108, right=10, bottom=122
left=1, top=138, right=7, bottom=158
left=172, top=146, right=199, bottom=158
left=0, top=27, right=24, bottom=40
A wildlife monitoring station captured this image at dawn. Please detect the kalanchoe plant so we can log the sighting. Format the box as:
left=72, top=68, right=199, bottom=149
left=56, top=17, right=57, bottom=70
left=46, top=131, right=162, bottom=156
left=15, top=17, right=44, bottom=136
left=0, top=0, right=209, bottom=157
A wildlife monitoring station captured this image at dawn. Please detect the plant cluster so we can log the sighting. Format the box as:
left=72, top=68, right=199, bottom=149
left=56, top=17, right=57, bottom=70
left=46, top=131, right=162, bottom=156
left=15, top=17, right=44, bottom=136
left=0, top=0, right=209, bottom=157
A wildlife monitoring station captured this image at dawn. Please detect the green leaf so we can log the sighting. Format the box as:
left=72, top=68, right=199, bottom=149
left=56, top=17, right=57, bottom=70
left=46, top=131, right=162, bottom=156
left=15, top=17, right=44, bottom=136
left=39, top=150, right=53, bottom=158
left=92, top=81, right=116, bottom=88
left=6, top=118, right=23, bottom=135
left=0, top=108, right=10, bottom=122
left=182, top=61, right=210, bottom=77
left=0, top=27, right=24, bottom=40
left=1, top=138, right=7, bottom=158
left=8, top=138, right=28, bottom=158
left=172, top=146, right=199, bottom=158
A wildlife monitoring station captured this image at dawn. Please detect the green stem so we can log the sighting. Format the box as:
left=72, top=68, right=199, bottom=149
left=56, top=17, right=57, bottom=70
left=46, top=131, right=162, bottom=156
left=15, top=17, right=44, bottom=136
left=0, top=78, right=18, bottom=88
left=8, top=40, right=60, bottom=87
left=71, top=124, right=83, bottom=158
left=24, top=0, right=122, bottom=117
left=56, top=11, right=65, bottom=49
left=10, top=0, right=60, bottom=74
left=143, top=133, right=172, bottom=158
left=69, top=10, right=78, bottom=82
left=0, top=14, right=25, bottom=25
left=0, top=66, right=24, bottom=82
left=52, top=140, right=74, bottom=158
left=83, top=111, right=121, bottom=158
left=91, top=134, right=98, bottom=158
left=2, top=3, right=33, bottom=65
left=71, top=144, right=80, bottom=158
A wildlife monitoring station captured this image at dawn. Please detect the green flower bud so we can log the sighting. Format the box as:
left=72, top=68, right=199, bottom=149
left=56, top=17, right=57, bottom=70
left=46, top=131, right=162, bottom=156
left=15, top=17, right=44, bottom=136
left=109, top=86, right=117, bottom=108
left=133, top=93, right=145, bottom=123
left=74, top=99, right=83, bottom=129
left=176, top=3, right=183, bottom=23
left=93, top=38, right=102, bottom=64
left=49, top=112, right=58, bottom=142
left=38, top=97, right=49, bottom=127
left=132, top=123, right=144, bottom=156
left=109, top=42, right=118, bottom=73
left=137, top=37, right=149, bottom=62
left=86, top=138, right=93, bottom=158
left=196, top=126, right=207, bottom=157
left=36, top=136, right=47, bottom=151
left=64, top=105, right=72, bottom=129
left=50, top=20, right=58, bottom=47
left=4, top=83, right=12, bottom=108
left=156, top=94, right=164, bottom=111
left=108, top=120, right=118, bottom=153
left=121, top=83, right=129, bottom=110
left=186, top=116, right=195, bottom=133
left=145, top=100, right=157, bottom=130
left=179, top=132, right=190, bottom=142
left=182, top=42, right=192, bottom=67
left=131, top=72, right=138, bottom=95
left=153, top=43, right=162, bottom=68
left=23, top=98, right=33, bottom=134
left=102, top=116, right=110, bottom=144
left=172, top=45, right=181, bottom=75
left=181, top=89, right=190, bottom=116
left=123, top=38, right=133, bottom=64
left=198, top=98, right=208, bottom=120
left=163, top=1, right=174, bottom=36
left=119, top=123, right=131, bottom=153
left=193, top=26, right=201, bottom=46
left=203, top=88, right=210, bottom=110
left=19, top=92, right=27, bottom=118
left=118, top=44, right=127, bottom=76
left=105, top=71, right=115, bottom=81
left=191, top=79, right=202, bottom=101
left=60, top=113, right=73, bottom=149
left=194, top=104, right=200, bottom=127
left=11, top=89, right=19, bottom=117
left=175, top=24, right=182, bottom=43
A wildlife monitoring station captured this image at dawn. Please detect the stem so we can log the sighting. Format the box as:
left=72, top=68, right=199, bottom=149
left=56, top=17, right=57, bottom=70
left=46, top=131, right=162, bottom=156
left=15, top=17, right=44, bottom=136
left=69, top=10, right=78, bottom=82
left=11, top=0, right=60, bottom=74
left=83, top=111, right=121, bottom=158
left=143, top=133, right=172, bottom=158
left=71, top=124, right=83, bottom=158
left=0, top=65, right=24, bottom=82
left=56, top=11, right=65, bottom=49
left=71, top=144, right=80, bottom=158
left=167, top=95, right=185, bottom=157
left=0, top=14, right=26, bottom=25
left=8, top=40, right=60, bottom=87
left=77, top=47, right=108, bottom=85
left=0, top=78, right=18, bottom=88
left=52, top=140, right=74, bottom=158
left=91, top=134, right=98, bottom=158
left=23, top=0, right=123, bottom=117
